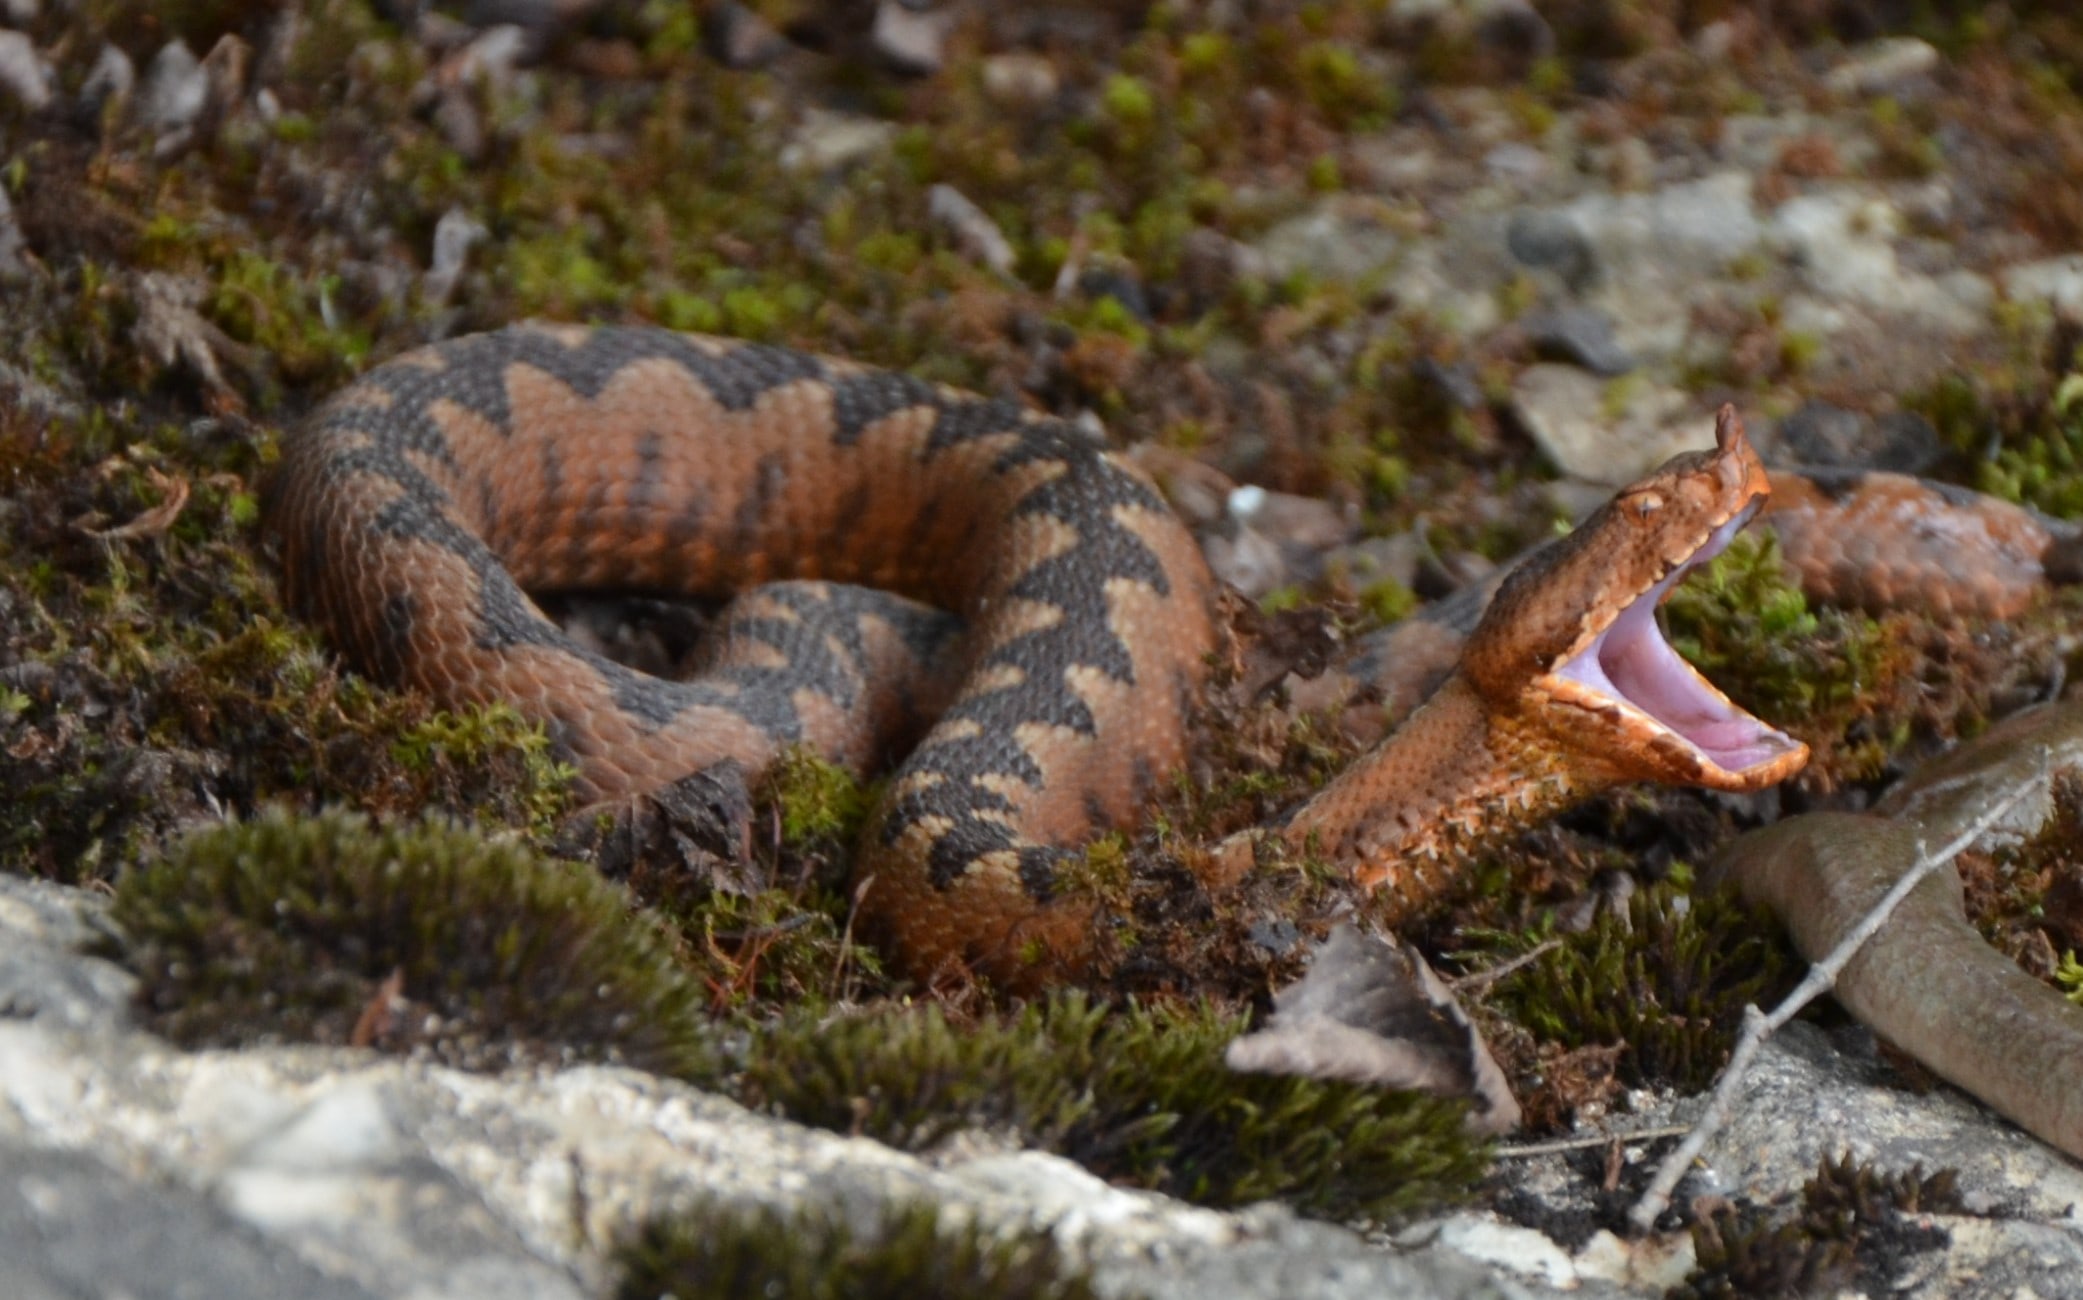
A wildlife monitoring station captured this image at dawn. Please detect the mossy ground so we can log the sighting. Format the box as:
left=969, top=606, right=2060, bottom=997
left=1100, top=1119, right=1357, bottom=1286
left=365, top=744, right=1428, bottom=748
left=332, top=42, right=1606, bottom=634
left=1671, top=1152, right=1964, bottom=1300
left=612, top=1200, right=1104, bottom=1300
left=5, top=0, right=2083, bottom=1248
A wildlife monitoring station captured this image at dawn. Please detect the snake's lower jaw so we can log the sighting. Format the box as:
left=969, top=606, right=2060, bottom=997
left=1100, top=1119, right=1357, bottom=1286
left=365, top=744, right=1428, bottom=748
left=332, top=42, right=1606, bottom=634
left=1538, top=671, right=1809, bottom=792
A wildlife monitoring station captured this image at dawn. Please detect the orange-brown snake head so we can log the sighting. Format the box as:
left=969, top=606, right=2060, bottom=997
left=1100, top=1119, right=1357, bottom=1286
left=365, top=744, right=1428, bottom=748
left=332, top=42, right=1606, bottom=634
left=1463, top=404, right=1809, bottom=793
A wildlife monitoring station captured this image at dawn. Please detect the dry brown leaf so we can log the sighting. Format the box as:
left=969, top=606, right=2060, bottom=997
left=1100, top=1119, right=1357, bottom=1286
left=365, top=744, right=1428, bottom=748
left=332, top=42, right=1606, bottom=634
left=1226, top=923, right=1522, bottom=1135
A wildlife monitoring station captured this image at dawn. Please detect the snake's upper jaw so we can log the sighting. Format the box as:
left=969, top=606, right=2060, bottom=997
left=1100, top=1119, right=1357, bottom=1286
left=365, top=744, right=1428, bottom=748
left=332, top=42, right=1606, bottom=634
left=1539, top=501, right=1809, bottom=792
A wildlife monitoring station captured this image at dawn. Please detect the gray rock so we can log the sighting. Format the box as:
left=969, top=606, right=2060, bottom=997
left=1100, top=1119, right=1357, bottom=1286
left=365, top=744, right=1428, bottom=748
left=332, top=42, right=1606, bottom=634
left=1824, top=36, right=1940, bottom=98
left=79, top=41, right=137, bottom=118
left=8, top=812, right=2083, bottom=1299
left=1506, top=173, right=1764, bottom=360
left=1508, top=364, right=1700, bottom=484
left=0, top=875, right=135, bottom=1030
left=425, top=207, right=487, bottom=306
left=2003, top=254, right=2083, bottom=320
left=140, top=40, right=208, bottom=132
left=1767, top=188, right=1989, bottom=335
left=0, top=1143, right=377, bottom=1300
left=781, top=109, right=897, bottom=175
left=0, top=29, right=52, bottom=111
left=1489, top=1021, right=2083, bottom=1298
left=703, top=2, right=788, bottom=70
left=442, top=23, right=531, bottom=91
left=1256, top=199, right=1405, bottom=286
left=0, top=183, right=26, bottom=282
left=1204, top=522, right=1288, bottom=597
left=1775, top=400, right=1940, bottom=474
left=928, top=184, right=1016, bottom=277
left=1505, top=209, right=1593, bottom=289
left=871, top=0, right=949, bottom=77
left=1554, top=172, right=1765, bottom=287
left=0, top=877, right=1573, bottom=1300
left=1520, top=306, right=1635, bottom=376
left=1483, top=142, right=1549, bottom=187
left=1413, top=356, right=1486, bottom=410
left=1177, top=227, right=1271, bottom=304
left=1666, top=1023, right=2083, bottom=1300
left=981, top=52, right=1059, bottom=110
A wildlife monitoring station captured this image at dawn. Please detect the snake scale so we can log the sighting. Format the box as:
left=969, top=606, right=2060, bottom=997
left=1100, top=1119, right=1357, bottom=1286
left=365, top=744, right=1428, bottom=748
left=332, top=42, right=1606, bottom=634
left=263, top=321, right=2080, bottom=996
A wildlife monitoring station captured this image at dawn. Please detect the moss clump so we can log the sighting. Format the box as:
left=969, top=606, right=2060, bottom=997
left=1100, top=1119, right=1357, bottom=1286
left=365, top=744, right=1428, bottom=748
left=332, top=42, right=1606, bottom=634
left=1672, top=1153, right=1961, bottom=1299
left=207, top=251, right=369, bottom=388
left=672, top=886, right=882, bottom=1010
left=1490, top=883, right=1796, bottom=1092
left=735, top=994, right=1487, bottom=1220
left=761, top=747, right=873, bottom=849
left=1975, top=369, right=2083, bottom=518
left=1675, top=1209, right=1856, bottom=1300
left=1801, top=1151, right=1962, bottom=1225
left=613, top=1200, right=1104, bottom=1300
left=391, top=702, right=577, bottom=836
left=113, top=807, right=717, bottom=1077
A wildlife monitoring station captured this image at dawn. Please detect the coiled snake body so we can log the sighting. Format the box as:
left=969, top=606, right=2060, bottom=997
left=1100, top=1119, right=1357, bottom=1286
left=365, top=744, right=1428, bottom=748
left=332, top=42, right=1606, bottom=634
left=264, top=322, right=2074, bottom=990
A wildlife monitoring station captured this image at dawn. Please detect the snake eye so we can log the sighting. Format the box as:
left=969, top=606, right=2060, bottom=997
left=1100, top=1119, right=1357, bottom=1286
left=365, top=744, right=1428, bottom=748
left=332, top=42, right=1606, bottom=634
left=1619, top=489, right=1663, bottom=518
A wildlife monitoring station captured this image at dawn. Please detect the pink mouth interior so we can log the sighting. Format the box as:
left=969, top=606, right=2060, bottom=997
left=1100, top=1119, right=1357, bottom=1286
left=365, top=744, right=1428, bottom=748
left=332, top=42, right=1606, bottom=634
left=1552, top=505, right=1801, bottom=774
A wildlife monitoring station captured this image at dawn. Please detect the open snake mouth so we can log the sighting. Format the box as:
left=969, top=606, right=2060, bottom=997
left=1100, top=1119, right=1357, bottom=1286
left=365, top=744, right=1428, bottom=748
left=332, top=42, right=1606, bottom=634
left=1546, top=501, right=1806, bottom=786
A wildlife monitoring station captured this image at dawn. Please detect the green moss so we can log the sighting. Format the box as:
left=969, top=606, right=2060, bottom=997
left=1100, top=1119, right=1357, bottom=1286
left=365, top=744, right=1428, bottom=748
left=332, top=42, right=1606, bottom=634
left=1975, top=370, right=2083, bottom=518
left=735, top=994, right=1487, bottom=1219
left=208, top=252, right=369, bottom=386
left=762, top=748, right=874, bottom=849
left=1358, top=578, right=1419, bottom=625
left=1295, top=41, right=1396, bottom=128
left=2057, top=950, right=2083, bottom=1006
left=613, top=1200, right=1105, bottom=1300
left=1778, top=329, right=1824, bottom=375
left=668, top=886, right=879, bottom=1009
left=391, top=702, right=577, bottom=836
left=1489, top=882, right=1796, bottom=1091
left=1101, top=74, right=1157, bottom=129
left=1179, top=31, right=1234, bottom=79
left=113, top=807, right=717, bottom=1077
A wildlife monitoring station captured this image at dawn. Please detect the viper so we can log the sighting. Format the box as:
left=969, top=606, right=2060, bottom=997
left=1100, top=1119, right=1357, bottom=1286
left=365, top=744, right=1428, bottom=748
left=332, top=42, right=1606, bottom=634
left=262, top=323, right=2077, bottom=996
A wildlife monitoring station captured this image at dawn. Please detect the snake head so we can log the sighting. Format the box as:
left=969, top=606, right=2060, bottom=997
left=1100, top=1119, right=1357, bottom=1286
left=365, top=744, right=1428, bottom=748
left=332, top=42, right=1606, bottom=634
left=1463, top=405, right=1809, bottom=793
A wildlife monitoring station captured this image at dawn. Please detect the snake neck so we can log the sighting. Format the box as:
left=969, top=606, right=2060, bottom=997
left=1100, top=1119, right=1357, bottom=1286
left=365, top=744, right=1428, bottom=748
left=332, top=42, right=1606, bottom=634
left=1272, top=673, right=1588, bottom=922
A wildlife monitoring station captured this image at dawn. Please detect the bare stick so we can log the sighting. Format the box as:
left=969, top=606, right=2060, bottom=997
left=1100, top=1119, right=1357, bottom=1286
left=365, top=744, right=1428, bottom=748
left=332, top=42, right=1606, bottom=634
left=1452, top=937, right=1563, bottom=995
left=1625, top=776, right=2040, bottom=1234
left=1496, top=1124, right=1691, bottom=1159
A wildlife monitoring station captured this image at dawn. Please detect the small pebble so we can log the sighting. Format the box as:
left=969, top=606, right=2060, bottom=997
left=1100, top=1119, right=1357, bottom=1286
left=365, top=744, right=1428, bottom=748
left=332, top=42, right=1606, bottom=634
left=927, top=184, right=1015, bottom=277
left=703, top=1, right=788, bottom=70
left=424, top=208, right=488, bottom=306
left=981, top=53, right=1058, bottom=109
left=79, top=42, right=135, bottom=119
left=1521, top=305, right=1635, bottom=377
left=139, top=41, right=206, bottom=131
left=0, top=184, right=28, bottom=281
left=871, top=0, right=947, bottom=77
left=0, top=29, right=53, bottom=112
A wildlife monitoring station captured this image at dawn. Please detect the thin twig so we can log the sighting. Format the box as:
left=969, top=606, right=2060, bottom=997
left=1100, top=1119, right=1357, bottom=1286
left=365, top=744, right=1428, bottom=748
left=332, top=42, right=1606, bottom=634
left=1496, top=1124, right=1691, bottom=1159
left=1625, top=774, right=2040, bottom=1234
left=1452, top=937, right=1563, bottom=994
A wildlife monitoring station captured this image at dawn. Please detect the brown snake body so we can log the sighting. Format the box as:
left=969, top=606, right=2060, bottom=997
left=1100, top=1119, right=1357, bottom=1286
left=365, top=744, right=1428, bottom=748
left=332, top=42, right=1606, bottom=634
left=1708, top=702, right=2083, bottom=1161
left=265, top=322, right=2077, bottom=1005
